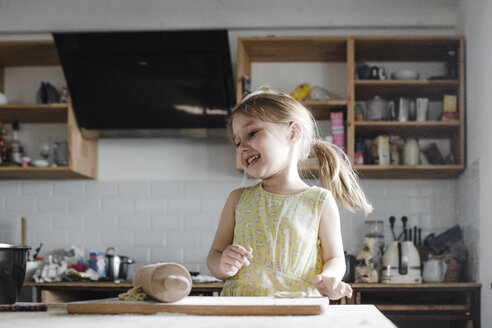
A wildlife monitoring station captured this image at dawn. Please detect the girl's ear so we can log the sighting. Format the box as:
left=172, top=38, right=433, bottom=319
left=288, top=121, right=302, bottom=144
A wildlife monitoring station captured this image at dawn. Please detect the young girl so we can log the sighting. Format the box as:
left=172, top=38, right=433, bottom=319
left=207, top=89, right=372, bottom=299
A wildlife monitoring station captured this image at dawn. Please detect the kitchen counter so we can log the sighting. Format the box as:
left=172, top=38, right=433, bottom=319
left=0, top=302, right=396, bottom=328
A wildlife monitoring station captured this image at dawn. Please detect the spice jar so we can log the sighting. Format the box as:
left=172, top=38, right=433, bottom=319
left=403, top=138, right=420, bottom=165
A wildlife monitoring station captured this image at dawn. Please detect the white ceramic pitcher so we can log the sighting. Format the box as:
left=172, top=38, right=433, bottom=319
left=422, top=259, right=447, bottom=283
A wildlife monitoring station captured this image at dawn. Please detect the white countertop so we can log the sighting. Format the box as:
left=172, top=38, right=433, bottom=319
left=0, top=303, right=396, bottom=328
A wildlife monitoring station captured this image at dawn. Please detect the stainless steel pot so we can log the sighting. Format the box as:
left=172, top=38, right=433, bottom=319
left=106, top=247, right=135, bottom=282
left=0, top=243, right=30, bottom=304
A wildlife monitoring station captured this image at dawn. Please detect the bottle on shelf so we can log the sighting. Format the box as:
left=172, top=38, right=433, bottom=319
left=8, top=120, right=23, bottom=166
left=0, top=123, right=7, bottom=165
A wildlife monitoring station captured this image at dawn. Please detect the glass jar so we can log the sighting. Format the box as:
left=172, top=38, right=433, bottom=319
left=403, top=138, right=420, bottom=165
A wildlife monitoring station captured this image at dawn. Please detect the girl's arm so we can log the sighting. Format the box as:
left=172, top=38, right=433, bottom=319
left=312, top=191, right=353, bottom=299
left=207, top=188, right=253, bottom=280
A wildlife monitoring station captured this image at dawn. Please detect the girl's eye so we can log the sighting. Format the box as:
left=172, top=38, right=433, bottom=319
left=248, top=130, right=258, bottom=138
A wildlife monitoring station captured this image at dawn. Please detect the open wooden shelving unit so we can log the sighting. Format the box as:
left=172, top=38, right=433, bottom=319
left=236, top=35, right=465, bottom=179
left=0, top=41, right=97, bottom=179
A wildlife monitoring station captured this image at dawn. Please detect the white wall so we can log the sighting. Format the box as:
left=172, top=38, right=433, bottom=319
left=458, top=1, right=492, bottom=326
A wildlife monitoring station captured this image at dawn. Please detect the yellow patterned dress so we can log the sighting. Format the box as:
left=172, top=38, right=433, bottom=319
left=221, top=182, right=328, bottom=296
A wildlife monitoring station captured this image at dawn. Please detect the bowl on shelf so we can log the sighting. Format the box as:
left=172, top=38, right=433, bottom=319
left=391, top=69, right=420, bottom=80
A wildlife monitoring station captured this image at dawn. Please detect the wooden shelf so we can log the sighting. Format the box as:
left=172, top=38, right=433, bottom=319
left=355, top=165, right=464, bottom=179
left=0, top=166, right=91, bottom=179
left=0, top=103, right=68, bottom=123
left=355, top=80, right=460, bottom=100
left=354, top=36, right=461, bottom=62
left=238, top=36, right=347, bottom=62
left=0, top=40, right=60, bottom=66
left=302, top=99, right=347, bottom=120
left=354, top=121, right=460, bottom=138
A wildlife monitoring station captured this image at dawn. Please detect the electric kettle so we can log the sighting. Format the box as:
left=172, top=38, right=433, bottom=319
left=381, top=241, right=422, bottom=283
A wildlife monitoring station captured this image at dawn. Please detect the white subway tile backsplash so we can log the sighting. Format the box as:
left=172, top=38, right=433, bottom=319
left=184, top=211, right=219, bottom=230
left=134, top=198, right=165, bottom=213
left=102, top=198, right=133, bottom=213
left=21, top=182, right=52, bottom=196
left=167, top=230, right=199, bottom=247
left=166, top=196, right=199, bottom=212
left=135, top=230, right=165, bottom=246
left=37, top=229, right=69, bottom=247
left=69, top=230, right=101, bottom=246
left=150, top=212, right=183, bottom=230
left=118, top=182, right=150, bottom=197
left=0, top=181, right=20, bottom=196
left=199, top=196, right=226, bottom=212
left=117, top=214, right=150, bottom=230
left=184, top=246, right=209, bottom=263
left=0, top=178, right=472, bottom=277
left=5, top=197, right=36, bottom=213
left=37, top=197, right=68, bottom=213
left=53, top=181, right=84, bottom=197
left=184, top=181, right=218, bottom=196
left=69, top=198, right=100, bottom=214
left=85, top=181, right=117, bottom=196
left=102, top=230, right=133, bottom=247
left=151, top=181, right=184, bottom=197
left=151, top=246, right=183, bottom=263
left=52, top=214, right=84, bottom=230
left=85, top=214, right=117, bottom=230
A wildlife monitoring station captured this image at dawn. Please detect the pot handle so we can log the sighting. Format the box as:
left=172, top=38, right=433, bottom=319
left=106, top=247, right=116, bottom=256
left=123, top=258, right=136, bottom=264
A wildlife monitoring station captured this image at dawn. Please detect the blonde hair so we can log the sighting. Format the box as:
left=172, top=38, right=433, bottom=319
left=228, top=88, right=373, bottom=216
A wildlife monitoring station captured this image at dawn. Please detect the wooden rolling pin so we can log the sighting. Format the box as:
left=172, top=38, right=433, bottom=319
left=133, top=263, right=192, bottom=303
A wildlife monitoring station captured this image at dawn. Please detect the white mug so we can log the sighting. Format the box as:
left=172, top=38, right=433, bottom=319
left=422, top=259, right=447, bottom=283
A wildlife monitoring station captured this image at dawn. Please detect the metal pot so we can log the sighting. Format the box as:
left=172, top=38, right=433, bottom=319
left=342, top=252, right=356, bottom=283
left=106, top=247, right=135, bottom=282
left=0, top=243, right=30, bottom=304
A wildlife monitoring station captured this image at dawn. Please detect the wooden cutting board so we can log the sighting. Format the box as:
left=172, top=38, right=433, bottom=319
left=67, top=296, right=328, bottom=316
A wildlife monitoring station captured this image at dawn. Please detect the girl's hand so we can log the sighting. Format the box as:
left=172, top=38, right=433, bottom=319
left=312, top=275, right=353, bottom=300
left=220, top=244, right=253, bottom=277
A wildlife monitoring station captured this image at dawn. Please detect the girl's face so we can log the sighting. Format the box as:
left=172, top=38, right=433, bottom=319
left=232, top=113, right=295, bottom=180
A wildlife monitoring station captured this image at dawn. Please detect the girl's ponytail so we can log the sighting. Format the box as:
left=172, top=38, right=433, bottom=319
left=312, top=140, right=373, bottom=216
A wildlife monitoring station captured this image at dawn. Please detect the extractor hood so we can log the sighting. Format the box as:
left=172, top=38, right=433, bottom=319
left=53, top=30, right=235, bottom=138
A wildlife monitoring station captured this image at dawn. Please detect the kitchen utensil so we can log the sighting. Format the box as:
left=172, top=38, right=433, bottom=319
left=133, top=263, right=192, bottom=303
left=21, top=217, right=27, bottom=246
left=105, top=247, right=135, bottom=282
left=0, top=243, right=31, bottom=304
left=422, top=259, right=447, bottom=283
left=389, top=216, right=397, bottom=241
left=67, top=296, right=328, bottom=316
left=381, top=241, right=422, bottom=284
left=366, top=96, right=394, bottom=121
left=391, top=69, right=420, bottom=80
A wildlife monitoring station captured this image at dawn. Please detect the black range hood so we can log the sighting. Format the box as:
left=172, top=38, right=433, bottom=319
left=53, top=30, right=235, bottom=138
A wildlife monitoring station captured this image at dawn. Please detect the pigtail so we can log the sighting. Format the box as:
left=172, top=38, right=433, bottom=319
left=312, top=140, right=373, bottom=216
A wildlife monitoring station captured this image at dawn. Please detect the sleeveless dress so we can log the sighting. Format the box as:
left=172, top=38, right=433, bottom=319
left=221, top=182, right=328, bottom=296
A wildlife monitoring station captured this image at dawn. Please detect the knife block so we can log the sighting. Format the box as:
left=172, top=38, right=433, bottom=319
left=133, top=263, right=192, bottom=302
